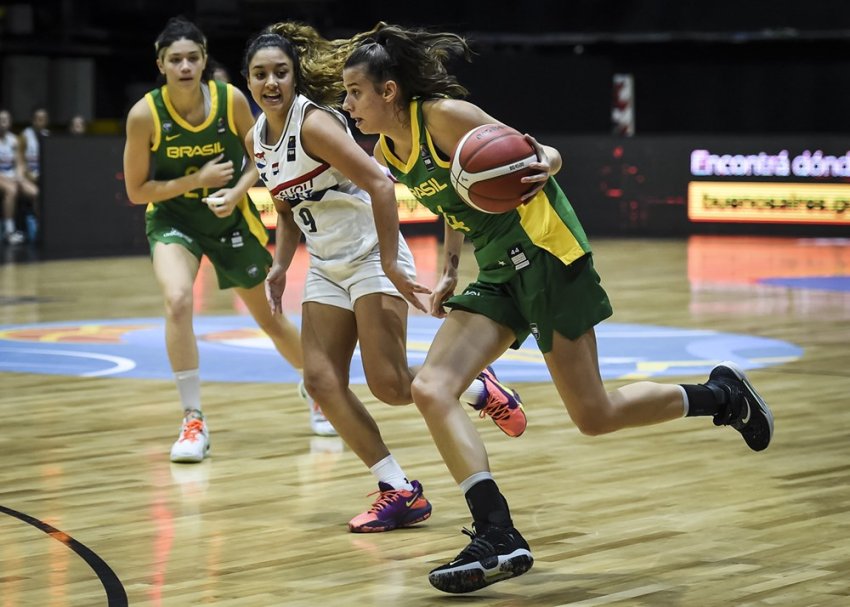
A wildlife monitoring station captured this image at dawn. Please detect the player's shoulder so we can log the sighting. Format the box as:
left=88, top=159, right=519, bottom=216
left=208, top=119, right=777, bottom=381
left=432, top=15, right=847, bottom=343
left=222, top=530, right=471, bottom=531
left=421, top=97, right=471, bottom=118
left=127, top=95, right=156, bottom=124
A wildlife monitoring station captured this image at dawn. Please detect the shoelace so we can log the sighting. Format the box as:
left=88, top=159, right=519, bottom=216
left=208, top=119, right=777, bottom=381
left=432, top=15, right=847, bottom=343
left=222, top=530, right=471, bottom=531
left=479, top=394, right=512, bottom=422
left=712, top=383, right=744, bottom=426
left=455, top=527, right=498, bottom=561
left=180, top=418, right=205, bottom=441
left=364, top=487, right=415, bottom=514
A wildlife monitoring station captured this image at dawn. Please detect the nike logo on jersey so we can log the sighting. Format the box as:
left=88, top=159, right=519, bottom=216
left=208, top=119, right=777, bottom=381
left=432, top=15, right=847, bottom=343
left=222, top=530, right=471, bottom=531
left=165, top=134, right=181, bottom=141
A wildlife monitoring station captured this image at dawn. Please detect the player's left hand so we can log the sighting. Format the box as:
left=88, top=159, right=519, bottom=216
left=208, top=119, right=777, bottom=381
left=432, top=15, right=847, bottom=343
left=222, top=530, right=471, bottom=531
left=429, top=273, right=458, bottom=318
left=202, top=188, right=237, bottom=217
left=520, top=135, right=550, bottom=202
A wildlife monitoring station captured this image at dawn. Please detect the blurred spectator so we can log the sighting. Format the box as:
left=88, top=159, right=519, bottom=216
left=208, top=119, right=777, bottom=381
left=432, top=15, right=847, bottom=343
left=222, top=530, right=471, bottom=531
left=18, top=106, right=48, bottom=242
left=20, top=107, right=49, bottom=180
left=208, top=57, right=230, bottom=83
left=0, top=109, right=35, bottom=245
left=69, top=114, right=88, bottom=135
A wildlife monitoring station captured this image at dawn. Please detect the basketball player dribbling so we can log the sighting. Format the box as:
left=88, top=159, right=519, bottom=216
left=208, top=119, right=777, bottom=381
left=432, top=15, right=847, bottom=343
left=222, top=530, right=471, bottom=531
left=241, top=23, right=527, bottom=533
left=335, top=23, right=774, bottom=592
left=122, top=17, right=339, bottom=464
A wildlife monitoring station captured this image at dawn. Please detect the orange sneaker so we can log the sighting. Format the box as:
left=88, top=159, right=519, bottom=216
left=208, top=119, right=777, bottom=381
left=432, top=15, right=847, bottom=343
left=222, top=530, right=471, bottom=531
left=472, top=366, right=527, bottom=437
left=348, top=480, right=432, bottom=533
left=169, top=410, right=210, bottom=463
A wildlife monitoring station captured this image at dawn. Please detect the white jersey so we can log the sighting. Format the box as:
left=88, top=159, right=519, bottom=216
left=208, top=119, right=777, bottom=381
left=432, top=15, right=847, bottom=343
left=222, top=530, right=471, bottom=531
left=0, top=132, right=17, bottom=178
left=253, top=95, right=410, bottom=279
left=21, top=127, right=42, bottom=178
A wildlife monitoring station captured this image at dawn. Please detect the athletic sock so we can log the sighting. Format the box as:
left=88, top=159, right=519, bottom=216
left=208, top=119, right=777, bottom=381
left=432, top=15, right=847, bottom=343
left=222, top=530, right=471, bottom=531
left=463, top=475, right=513, bottom=528
left=174, top=369, right=201, bottom=414
left=681, top=383, right=721, bottom=417
left=370, top=454, right=413, bottom=491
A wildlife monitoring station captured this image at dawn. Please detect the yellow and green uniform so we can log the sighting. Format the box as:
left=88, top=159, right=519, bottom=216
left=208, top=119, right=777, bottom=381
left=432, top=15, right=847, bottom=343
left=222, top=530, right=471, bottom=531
left=380, top=99, right=613, bottom=352
left=144, top=80, right=270, bottom=289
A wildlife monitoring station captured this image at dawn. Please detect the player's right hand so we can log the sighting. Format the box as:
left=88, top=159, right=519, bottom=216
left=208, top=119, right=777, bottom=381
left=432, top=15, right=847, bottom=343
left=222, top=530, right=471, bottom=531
left=384, top=263, right=431, bottom=313
left=196, top=154, right=234, bottom=189
left=265, top=264, right=287, bottom=314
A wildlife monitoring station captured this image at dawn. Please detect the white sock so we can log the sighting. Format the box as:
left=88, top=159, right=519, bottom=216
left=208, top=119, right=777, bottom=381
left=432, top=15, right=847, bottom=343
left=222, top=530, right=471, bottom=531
left=4, top=219, right=14, bottom=234
left=459, top=471, right=494, bottom=494
left=461, top=377, right=486, bottom=407
left=174, top=369, right=201, bottom=414
left=370, top=455, right=413, bottom=491
left=678, top=385, right=689, bottom=417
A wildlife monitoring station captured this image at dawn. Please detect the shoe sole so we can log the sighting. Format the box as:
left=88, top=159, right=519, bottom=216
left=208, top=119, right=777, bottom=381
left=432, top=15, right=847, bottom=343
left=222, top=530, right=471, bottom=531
left=349, top=507, right=432, bottom=533
left=170, top=443, right=210, bottom=463
left=428, top=549, right=534, bottom=593
left=170, top=452, right=208, bottom=463
left=717, top=360, right=774, bottom=451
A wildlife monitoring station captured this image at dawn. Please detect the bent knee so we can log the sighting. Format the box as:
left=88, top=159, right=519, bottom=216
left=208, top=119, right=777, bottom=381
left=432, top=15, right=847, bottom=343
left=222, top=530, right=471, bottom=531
left=367, top=372, right=412, bottom=406
left=302, top=371, right=347, bottom=406
left=410, top=374, right=457, bottom=414
left=570, top=407, right=617, bottom=436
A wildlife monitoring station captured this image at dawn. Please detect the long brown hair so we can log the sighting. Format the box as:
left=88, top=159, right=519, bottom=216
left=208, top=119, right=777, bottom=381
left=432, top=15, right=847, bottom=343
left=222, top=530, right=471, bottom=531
left=344, top=23, right=473, bottom=107
left=242, top=21, right=384, bottom=107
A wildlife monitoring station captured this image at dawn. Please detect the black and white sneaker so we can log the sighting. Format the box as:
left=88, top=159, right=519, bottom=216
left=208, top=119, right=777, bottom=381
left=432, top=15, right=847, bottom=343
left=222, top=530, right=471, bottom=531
left=707, top=361, right=774, bottom=452
left=428, top=524, right=533, bottom=593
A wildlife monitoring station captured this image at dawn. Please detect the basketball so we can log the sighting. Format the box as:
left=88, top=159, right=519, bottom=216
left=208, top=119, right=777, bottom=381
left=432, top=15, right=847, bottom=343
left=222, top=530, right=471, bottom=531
left=450, top=124, right=539, bottom=214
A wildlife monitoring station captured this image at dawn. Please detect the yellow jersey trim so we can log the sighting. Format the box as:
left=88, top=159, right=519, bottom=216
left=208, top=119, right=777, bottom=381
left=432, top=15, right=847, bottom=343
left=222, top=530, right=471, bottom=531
left=380, top=99, right=424, bottom=173
left=226, top=84, right=237, bottom=135
left=424, top=129, right=451, bottom=169
left=516, top=191, right=585, bottom=265
left=145, top=93, right=161, bottom=152
left=161, top=80, right=219, bottom=133
left=239, top=195, right=269, bottom=246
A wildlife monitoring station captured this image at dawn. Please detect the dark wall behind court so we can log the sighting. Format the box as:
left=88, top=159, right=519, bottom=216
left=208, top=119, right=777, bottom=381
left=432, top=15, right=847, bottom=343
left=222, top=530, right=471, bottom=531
left=3, top=0, right=850, bottom=134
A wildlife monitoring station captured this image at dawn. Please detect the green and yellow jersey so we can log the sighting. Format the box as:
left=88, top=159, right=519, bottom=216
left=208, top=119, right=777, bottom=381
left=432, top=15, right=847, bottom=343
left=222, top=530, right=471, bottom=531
left=380, top=98, right=591, bottom=283
left=143, top=80, right=267, bottom=245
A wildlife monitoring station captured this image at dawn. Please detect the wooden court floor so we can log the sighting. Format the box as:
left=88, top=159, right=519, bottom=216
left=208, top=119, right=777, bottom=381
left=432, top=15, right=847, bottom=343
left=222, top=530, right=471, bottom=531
left=1, top=235, right=849, bottom=606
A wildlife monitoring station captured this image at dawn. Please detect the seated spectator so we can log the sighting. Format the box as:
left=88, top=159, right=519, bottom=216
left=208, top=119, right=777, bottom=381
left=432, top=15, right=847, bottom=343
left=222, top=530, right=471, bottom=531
left=0, top=109, right=31, bottom=245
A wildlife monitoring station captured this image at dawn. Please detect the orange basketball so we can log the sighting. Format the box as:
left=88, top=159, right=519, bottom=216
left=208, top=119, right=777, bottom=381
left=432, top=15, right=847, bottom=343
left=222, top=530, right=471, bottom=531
left=449, top=124, right=539, bottom=213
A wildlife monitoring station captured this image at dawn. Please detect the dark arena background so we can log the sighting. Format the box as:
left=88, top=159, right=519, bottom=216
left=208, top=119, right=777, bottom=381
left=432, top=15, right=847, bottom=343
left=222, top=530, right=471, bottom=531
left=2, top=1, right=850, bottom=256
left=2, top=3, right=850, bottom=606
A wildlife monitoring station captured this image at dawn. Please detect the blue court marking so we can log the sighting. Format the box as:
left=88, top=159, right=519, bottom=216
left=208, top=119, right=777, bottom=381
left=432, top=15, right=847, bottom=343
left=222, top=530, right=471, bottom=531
left=759, top=276, right=850, bottom=292
left=0, top=316, right=801, bottom=383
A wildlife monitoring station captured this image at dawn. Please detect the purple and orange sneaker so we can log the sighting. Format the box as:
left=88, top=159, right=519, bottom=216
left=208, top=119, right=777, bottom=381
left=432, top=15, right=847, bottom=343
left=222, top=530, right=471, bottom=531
left=472, top=366, right=527, bottom=437
left=348, top=480, right=432, bottom=533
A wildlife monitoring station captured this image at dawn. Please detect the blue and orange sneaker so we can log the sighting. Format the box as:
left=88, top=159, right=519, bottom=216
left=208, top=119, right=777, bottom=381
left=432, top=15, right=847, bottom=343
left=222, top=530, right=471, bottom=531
left=348, top=480, right=432, bottom=533
left=472, top=366, right=527, bottom=437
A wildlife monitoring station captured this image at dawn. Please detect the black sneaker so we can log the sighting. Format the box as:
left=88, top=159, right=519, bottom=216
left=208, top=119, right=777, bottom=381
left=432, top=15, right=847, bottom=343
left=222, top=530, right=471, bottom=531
left=428, top=524, right=533, bottom=593
left=706, top=361, right=774, bottom=452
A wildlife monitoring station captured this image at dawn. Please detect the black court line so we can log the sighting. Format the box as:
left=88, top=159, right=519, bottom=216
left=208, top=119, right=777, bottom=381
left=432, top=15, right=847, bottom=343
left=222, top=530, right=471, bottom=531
left=0, top=504, right=128, bottom=606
